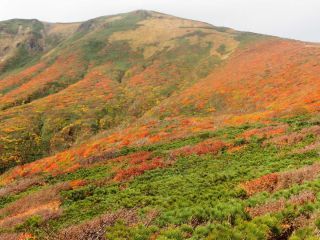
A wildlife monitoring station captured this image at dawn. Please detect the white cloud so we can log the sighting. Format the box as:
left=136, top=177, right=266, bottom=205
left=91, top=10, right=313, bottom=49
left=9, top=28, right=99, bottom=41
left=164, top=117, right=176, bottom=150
left=0, top=0, right=319, bottom=42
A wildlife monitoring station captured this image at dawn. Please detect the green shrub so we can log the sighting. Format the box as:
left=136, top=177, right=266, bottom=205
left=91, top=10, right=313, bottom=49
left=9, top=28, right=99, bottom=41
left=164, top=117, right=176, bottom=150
left=15, top=215, right=42, bottom=232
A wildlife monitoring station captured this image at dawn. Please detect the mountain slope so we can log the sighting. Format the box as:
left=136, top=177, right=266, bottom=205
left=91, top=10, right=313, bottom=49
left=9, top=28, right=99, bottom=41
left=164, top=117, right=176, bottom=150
left=0, top=10, right=319, bottom=239
left=0, top=18, right=79, bottom=74
left=0, top=10, right=254, bottom=171
left=151, top=39, right=320, bottom=121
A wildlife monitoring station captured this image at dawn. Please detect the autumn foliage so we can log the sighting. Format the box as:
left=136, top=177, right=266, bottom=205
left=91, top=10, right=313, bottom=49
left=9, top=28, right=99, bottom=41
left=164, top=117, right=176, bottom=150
left=242, top=164, right=320, bottom=195
left=246, top=191, right=316, bottom=217
left=263, top=125, right=320, bottom=146
left=240, top=125, right=288, bottom=140
left=112, top=152, right=167, bottom=182
left=171, top=140, right=226, bottom=158
left=0, top=182, right=72, bottom=229
left=0, top=233, right=34, bottom=240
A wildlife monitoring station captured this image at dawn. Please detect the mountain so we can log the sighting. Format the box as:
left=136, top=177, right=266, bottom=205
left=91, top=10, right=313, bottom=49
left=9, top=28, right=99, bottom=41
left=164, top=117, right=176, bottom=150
left=0, top=10, right=319, bottom=239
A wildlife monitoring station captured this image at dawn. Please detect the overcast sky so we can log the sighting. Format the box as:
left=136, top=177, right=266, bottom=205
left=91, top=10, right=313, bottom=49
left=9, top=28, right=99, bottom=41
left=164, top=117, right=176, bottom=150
left=1, top=0, right=319, bottom=42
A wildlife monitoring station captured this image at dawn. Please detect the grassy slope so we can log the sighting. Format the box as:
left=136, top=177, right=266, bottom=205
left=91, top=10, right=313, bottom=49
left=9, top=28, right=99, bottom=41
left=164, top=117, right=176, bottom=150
left=0, top=114, right=319, bottom=239
left=0, top=10, right=319, bottom=240
left=0, top=10, right=244, bottom=171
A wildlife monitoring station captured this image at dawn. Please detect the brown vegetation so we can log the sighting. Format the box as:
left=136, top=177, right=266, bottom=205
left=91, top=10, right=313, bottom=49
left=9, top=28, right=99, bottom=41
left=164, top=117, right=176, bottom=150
left=0, top=182, right=72, bottom=228
left=293, top=141, right=320, bottom=154
left=0, top=176, right=43, bottom=198
left=247, top=191, right=316, bottom=217
left=242, top=164, right=320, bottom=195
left=264, top=125, right=320, bottom=147
left=50, top=209, right=158, bottom=240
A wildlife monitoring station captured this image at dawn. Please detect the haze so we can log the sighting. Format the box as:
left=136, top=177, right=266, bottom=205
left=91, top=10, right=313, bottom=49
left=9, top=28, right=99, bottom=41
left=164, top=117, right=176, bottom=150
left=1, top=0, right=319, bottom=43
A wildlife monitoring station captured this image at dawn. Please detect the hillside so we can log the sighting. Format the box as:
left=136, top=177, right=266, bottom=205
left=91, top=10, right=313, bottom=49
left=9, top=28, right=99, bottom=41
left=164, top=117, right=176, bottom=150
left=0, top=10, right=319, bottom=239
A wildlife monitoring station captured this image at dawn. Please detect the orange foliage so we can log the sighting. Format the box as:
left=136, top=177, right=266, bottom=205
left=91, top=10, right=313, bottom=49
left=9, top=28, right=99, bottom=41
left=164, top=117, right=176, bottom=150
left=0, top=54, right=84, bottom=107
left=69, top=179, right=87, bottom=189
left=110, top=151, right=166, bottom=182
left=240, top=125, right=288, bottom=140
left=263, top=125, right=320, bottom=147
left=0, top=151, right=79, bottom=184
left=113, top=157, right=165, bottom=182
left=171, top=140, right=226, bottom=158
left=227, top=145, right=246, bottom=153
left=0, top=116, right=216, bottom=185
left=128, top=152, right=152, bottom=164
left=153, top=39, right=320, bottom=122
left=0, top=63, right=45, bottom=93
left=242, top=173, right=279, bottom=196
left=242, top=164, right=320, bottom=195
left=18, top=233, right=34, bottom=240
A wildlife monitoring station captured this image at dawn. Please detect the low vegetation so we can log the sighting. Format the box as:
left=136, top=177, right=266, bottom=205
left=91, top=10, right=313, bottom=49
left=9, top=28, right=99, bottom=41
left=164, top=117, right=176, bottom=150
left=0, top=115, right=318, bottom=239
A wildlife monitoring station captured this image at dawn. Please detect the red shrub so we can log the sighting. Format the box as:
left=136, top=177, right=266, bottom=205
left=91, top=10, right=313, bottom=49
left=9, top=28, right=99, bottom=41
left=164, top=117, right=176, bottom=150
left=171, top=140, right=226, bottom=158
left=113, top=157, right=165, bottom=182
left=241, top=125, right=288, bottom=140
left=242, top=164, right=320, bottom=195
left=128, top=152, right=152, bottom=165
left=242, top=173, right=279, bottom=195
